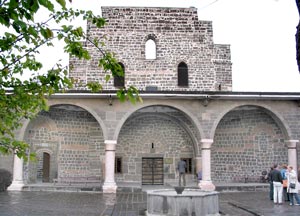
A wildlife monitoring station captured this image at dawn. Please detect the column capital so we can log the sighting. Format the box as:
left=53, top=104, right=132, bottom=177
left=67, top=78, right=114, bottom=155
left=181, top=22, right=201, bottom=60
left=104, top=140, right=117, bottom=145
left=286, top=140, right=299, bottom=148
left=201, top=139, right=213, bottom=149
left=201, top=139, right=213, bottom=143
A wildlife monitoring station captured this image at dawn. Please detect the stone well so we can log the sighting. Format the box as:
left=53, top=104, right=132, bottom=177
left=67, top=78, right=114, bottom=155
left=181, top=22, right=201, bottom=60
left=147, top=189, right=219, bottom=216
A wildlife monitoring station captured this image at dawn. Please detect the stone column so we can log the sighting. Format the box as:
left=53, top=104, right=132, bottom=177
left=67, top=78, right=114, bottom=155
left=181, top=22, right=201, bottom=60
left=102, top=140, right=117, bottom=193
left=8, top=154, right=24, bottom=191
left=195, top=156, right=202, bottom=173
left=287, top=140, right=299, bottom=170
left=198, top=139, right=215, bottom=191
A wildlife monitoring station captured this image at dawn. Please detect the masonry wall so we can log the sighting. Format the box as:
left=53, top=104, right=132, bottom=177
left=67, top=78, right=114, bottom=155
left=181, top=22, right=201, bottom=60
left=212, top=107, right=287, bottom=183
left=116, top=113, right=195, bottom=183
left=2, top=95, right=300, bottom=185
left=0, top=154, right=13, bottom=174
left=24, top=107, right=105, bottom=183
left=69, top=7, right=232, bottom=91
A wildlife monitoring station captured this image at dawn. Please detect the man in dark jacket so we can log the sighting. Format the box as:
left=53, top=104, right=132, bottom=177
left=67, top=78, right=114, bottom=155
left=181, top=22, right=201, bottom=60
left=268, top=166, right=274, bottom=200
left=271, top=164, right=283, bottom=204
left=177, top=159, right=186, bottom=186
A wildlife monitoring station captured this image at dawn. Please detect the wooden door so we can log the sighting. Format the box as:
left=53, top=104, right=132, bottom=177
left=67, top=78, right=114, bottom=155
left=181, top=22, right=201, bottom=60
left=142, top=157, right=164, bottom=185
left=42, top=152, right=50, bottom=182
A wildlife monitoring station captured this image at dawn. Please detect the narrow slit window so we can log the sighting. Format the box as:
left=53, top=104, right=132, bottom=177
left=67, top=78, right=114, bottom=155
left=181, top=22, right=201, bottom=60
left=145, top=39, right=156, bottom=60
left=115, top=157, right=122, bottom=174
left=178, top=62, right=188, bottom=86
left=114, top=62, right=125, bottom=87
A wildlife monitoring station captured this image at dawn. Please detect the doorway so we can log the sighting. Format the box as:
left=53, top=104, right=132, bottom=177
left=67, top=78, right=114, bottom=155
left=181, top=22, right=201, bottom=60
left=42, top=152, right=50, bottom=182
left=142, top=157, right=164, bottom=185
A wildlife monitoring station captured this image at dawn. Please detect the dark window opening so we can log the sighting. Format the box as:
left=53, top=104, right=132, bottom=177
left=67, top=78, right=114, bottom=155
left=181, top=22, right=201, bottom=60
left=115, top=157, right=122, bottom=174
left=181, top=158, right=192, bottom=174
left=114, top=62, right=125, bottom=87
left=178, top=62, right=188, bottom=86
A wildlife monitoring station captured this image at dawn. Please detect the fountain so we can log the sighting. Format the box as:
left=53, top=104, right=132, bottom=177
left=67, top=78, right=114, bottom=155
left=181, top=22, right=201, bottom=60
left=146, top=188, right=219, bottom=216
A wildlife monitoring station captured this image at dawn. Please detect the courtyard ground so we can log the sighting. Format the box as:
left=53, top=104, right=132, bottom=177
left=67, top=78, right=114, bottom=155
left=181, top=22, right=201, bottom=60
left=1, top=190, right=300, bottom=216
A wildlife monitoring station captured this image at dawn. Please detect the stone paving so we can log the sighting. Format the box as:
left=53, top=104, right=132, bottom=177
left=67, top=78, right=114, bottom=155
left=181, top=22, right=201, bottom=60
left=1, top=190, right=300, bottom=216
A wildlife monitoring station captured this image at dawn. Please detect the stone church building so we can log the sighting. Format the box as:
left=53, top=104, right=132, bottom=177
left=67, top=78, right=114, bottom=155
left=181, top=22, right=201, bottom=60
left=3, top=7, right=300, bottom=193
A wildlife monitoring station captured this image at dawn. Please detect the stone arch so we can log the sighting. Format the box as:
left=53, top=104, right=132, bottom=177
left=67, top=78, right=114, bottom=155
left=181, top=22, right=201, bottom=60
left=210, top=103, right=291, bottom=140
left=36, top=148, right=53, bottom=155
left=113, top=102, right=204, bottom=143
left=121, top=112, right=199, bottom=156
left=28, top=115, right=58, bottom=132
left=115, top=104, right=200, bottom=184
left=144, top=33, right=157, bottom=42
left=48, top=101, right=108, bottom=140
left=23, top=102, right=106, bottom=182
left=211, top=103, right=289, bottom=183
left=19, top=102, right=108, bottom=141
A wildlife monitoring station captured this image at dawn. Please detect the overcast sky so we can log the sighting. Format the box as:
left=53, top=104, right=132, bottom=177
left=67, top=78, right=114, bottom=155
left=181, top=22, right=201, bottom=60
left=49, top=0, right=300, bottom=92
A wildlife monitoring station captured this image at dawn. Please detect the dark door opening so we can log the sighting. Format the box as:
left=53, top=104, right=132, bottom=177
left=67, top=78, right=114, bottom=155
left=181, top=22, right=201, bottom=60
left=42, top=152, right=50, bottom=182
left=142, top=157, right=163, bottom=185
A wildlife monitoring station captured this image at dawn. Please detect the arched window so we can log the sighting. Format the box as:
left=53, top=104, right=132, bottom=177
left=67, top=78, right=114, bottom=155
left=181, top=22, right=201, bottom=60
left=178, top=62, right=188, bottom=86
left=114, top=62, right=125, bottom=87
left=145, top=39, right=156, bottom=60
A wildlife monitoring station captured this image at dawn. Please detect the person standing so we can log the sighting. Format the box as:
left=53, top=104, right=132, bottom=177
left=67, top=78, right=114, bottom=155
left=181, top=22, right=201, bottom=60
left=268, top=166, right=274, bottom=201
left=287, top=165, right=300, bottom=206
left=271, top=164, right=283, bottom=204
left=280, top=164, right=289, bottom=202
left=177, top=159, right=186, bottom=187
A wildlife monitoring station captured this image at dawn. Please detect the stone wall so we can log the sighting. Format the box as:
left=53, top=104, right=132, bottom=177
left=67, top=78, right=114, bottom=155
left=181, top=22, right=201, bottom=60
left=116, top=112, right=195, bottom=183
left=212, top=106, right=287, bottom=183
left=0, top=154, right=13, bottom=173
left=69, top=7, right=232, bottom=91
left=24, top=106, right=105, bottom=182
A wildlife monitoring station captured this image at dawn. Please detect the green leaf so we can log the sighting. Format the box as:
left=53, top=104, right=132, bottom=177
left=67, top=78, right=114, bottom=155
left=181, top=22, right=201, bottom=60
left=38, top=0, right=54, bottom=12
left=8, top=0, right=19, bottom=9
left=105, top=74, right=110, bottom=82
left=41, top=27, right=53, bottom=39
left=56, top=0, right=66, bottom=9
left=28, top=26, right=38, bottom=38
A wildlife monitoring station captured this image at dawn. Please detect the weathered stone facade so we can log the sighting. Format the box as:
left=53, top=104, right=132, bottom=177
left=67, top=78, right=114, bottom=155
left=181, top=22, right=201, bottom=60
left=3, top=7, right=300, bottom=192
left=24, top=106, right=105, bottom=183
left=70, top=7, right=232, bottom=91
left=116, top=107, right=195, bottom=183
left=212, top=106, right=287, bottom=182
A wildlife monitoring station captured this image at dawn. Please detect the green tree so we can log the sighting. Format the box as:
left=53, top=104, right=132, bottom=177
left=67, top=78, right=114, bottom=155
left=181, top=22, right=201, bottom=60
left=0, top=0, right=140, bottom=160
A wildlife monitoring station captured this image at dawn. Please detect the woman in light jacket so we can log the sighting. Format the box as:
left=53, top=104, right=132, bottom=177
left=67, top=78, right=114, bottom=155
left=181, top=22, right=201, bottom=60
left=287, top=165, right=300, bottom=206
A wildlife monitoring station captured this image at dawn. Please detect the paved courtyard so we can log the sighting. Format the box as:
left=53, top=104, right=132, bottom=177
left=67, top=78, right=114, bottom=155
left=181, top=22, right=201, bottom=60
left=0, top=191, right=300, bottom=216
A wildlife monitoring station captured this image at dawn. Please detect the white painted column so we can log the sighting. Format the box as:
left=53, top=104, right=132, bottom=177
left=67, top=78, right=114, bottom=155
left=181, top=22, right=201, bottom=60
left=8, top=154, right=24, bottom=191
left=195, top=156, right=202, bottom=173
left=198, top=139, right=215, bottom=191
left=287, top=140, right=299, bottom=170
left=102, top=140, right=117, bottom=193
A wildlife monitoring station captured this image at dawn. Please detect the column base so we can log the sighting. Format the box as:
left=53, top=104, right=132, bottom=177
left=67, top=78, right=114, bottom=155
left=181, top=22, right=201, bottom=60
left=7, top=180, right=24, bottom=191
left=102, top=181, right=117, bottom=193
left=198, top=180, right=216, bottom=191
